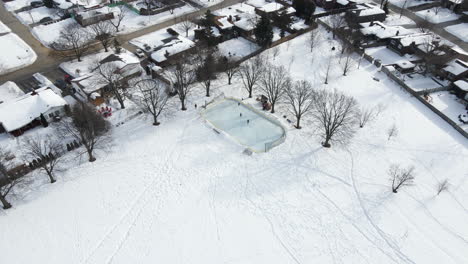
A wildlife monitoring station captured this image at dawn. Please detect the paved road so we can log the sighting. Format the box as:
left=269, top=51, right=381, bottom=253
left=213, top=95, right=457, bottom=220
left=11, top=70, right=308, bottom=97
left=372, top=0, right=468, bottom=52
left=0, top=0, right=243, bottom=84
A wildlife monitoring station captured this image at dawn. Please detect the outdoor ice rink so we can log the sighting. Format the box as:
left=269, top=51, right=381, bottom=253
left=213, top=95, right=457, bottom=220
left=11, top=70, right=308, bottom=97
left=203, top=99, right=285, bottom=152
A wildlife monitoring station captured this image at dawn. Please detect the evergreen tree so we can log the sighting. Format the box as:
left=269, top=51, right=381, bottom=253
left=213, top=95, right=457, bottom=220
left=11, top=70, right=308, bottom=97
left=40, top=113, right=49, bottom=128
left=383, top=2, right=389, bottom=14
left=275, top=10, right=292, bottom=31
left=254, top=15, right=273, bottom=48
left=43, top=0, right=54, bottom=8
left=293, top=0, right=316, bottom=20
left=200, top=10, right=215, bottom=28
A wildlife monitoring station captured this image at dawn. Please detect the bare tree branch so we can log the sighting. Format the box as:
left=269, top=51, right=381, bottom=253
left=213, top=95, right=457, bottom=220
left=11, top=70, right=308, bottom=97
left=286, top=80, right=316, bottom=129
left=389, top=164, right=415, bottom=193
left=260, top=64, right=291, bottom=113
left=134, top=79, right=170, bottom=126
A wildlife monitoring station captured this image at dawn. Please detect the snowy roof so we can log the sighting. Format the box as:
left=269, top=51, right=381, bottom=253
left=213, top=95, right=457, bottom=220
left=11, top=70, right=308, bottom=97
left=351, top=3, right=385, bottom=17
left=391, top=33, right=434, bottom=47
left=215, top=3, right=256, bottom=17
left=286, top=7, right=296, bottom=14
left=216, top=16, right=234, bottom=29
left=454, top=80, right=468, bottom=91
left=233, top=13, right=257, bottom=31
left=360, top=22, right=413, bottom=39
left=337, top=0, right=349, bottom=5
left=259, top=2, right=284, bottom=13
left=443, top=59, right=468, bottom=76
left=0, top=88, right=67, bottom=132
left=0, top=81, right=25, bottom=104
left=395, top=60, right=415, bottom=69
left=150, top=36, right=195, bottom=63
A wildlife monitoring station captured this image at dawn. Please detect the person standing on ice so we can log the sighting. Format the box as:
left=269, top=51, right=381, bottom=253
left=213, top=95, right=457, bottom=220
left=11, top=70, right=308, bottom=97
left=247, top=119, right=250, bottom=124
left=240, top=113, right=242, bottom=117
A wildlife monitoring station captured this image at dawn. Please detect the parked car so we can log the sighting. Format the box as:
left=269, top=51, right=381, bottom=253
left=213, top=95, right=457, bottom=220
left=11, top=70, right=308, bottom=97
left=39, top=17, right=53, bottom=24
left=30, top=1, right=44, bottom=7
left=135, top=49, right=145, bottom=58
left=54, top=79, right=67, bottom=90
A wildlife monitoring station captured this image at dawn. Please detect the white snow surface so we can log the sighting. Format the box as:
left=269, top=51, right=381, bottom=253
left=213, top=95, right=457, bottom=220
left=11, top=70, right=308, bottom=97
left=415, top=8, right=461, bottom=24
left=0, top=81, right=25, bottom=103
left=0, top=33, right=37, bottom=75
left=217, top=37, right=259, bottom=58
left=445, top=23, right=468, bottom=42
left=0, top=26, right=468, bottom=264
left=0, top=20, right=11, bottom=34
left=16, top=6, right=61, bottom=25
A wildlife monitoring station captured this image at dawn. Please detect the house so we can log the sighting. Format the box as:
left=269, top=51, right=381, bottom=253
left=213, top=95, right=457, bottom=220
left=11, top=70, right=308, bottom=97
left=452, top=79, right=468, bottom=101
left=346, top=3, right=386, bottom=26
left=213, top=3, right=258, bottom=38
left=394, top=60, right=416, bottom=73
left=440, top=59, right=468, bottom=81
left=75, top=9, right=114, bottom=27
left=255, top=2, right=284, bottom=17
left=71, top=53, right=142, bottom=104
left=0, top=88, right=68, bottom=137
left=441, top=0, right=468, bottom=13
left=149, top=34, right=196, bottom=67
left=359, top=21, right=414, bottom=45
left=315, top=0, right=354, bottom=10
left=388, top=33, right=434, bottom=55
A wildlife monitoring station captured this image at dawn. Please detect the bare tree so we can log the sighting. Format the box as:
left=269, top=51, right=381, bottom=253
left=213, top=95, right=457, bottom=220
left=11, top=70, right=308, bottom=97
left=328, top=14, right=346, bottom=39
left=51, top=23, right=92, bottom=62
left=109, top=5, right=127, bottom=32
left=91, top=60, right=127, bottom=109
left=311, top=90, right=359, bottom=147
left=239, top=55, right=265, bottom=98
left=135, top=79, right=170, bottom=126
left=389, top=164, right=415, bottom=193
left=23, top=136, right=63, bottom=183
left=89, top=21, right=115, bottom=52
left=358, top=106, right=379, bottom=128
left=165, top=61, right=196, bottom=110
left=260, top=65, right=291, bottom=113
left=436, top=179, right=449, bottom=195
left=220, top=55, right=239, bottom=85
left=416, top=14, right=431, bottom=33
left=309, top=29, right=321, bottom=53
left=177, top=16, right=195, bottom=37
left=0, top=151, right=22, bottom=209
left=432, top=6, right=443, bottom=15
left=387, top=123, right=398, bottom=141
left=341, top=48, right=355, bottom=76
left=286, top=80, right=316, bottom=129
left=60, top=103, right=110, bottom=162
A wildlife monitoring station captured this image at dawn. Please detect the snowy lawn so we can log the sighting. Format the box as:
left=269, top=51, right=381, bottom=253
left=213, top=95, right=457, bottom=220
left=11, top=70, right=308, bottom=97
left=365, top=46, right=420, bottom=65
left=445, top=23, right=468, bottom=42
left=384, top=13, right=415, bottom=26
left=403, top=74, right=447, bottom=92
left=429, top=91, right=468, bottom=130
left=31, top=18, right=76, bottom=46
left=4, top=0, right=35, bottom=11
left=16, top=6, right=61, bottom=25
left=0, top=33, right=37, bottom=75
left=415, top=8, right=461, bottom=24
left=0, top=26, right=467, bottom=264
left=217, top=37, right=260, bottom=58
left=0, top=20, right=11, bottom=34
left=0, top=81, right=25, bottom=103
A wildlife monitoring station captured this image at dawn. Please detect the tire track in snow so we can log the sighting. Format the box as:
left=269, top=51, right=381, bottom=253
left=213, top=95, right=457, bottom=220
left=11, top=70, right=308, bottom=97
left=345, top=149, right=416, bottom=264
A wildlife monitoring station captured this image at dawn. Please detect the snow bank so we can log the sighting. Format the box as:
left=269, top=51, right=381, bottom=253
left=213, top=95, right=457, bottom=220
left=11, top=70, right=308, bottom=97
left=0, top=33, right=37, bottom=75
left=445, top=23, right=468, bottom=42
left=0, top=20, right=11, bottom=34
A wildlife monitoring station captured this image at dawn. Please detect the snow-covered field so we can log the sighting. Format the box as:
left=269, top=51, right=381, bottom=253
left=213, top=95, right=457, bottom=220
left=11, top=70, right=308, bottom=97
left=1, top=26, right=468, bottom=264
left=365, top=46, right=420, bottom=65
left=0, top=33, right=37, bottom=75
left=31, top=18, right=75, bottom=46
left=403, top=74, right=447, bottom=92
left=430, top=91, right=468, bottom=131
left=445, top=23, right=468, bottom=42
left=415, top=8, right=461, bottom=24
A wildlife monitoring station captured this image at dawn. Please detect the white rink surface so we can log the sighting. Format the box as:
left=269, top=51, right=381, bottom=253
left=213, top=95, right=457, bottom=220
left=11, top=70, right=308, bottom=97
left=204, top=98, right=285, bottom=151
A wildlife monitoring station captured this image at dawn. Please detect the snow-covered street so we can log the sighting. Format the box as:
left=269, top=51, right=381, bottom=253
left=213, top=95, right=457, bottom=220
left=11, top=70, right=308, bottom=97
left=0, top=27, right=467, bottom=264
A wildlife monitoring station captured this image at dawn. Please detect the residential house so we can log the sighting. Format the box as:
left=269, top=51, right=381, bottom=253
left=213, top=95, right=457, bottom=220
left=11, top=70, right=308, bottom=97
left=387, top=33, right=434, bottom=55
left=452, top=79, right=468, bottom=101
left=359, top=21, right=414, bottom=46
left=346, top=3, right=386, bottom=26
left=315, top=0, right=354, bottom=10
left=75, top=9, right=114, bottom=27
left=71, top=53, right=142, bottom=105
left=149, top=33, right=196, bottom=67
left=441, top=0, right=468, bottom=13
left=0, top=88, right=68, bottom=137
left=440, top=59, right=468, bottom=81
